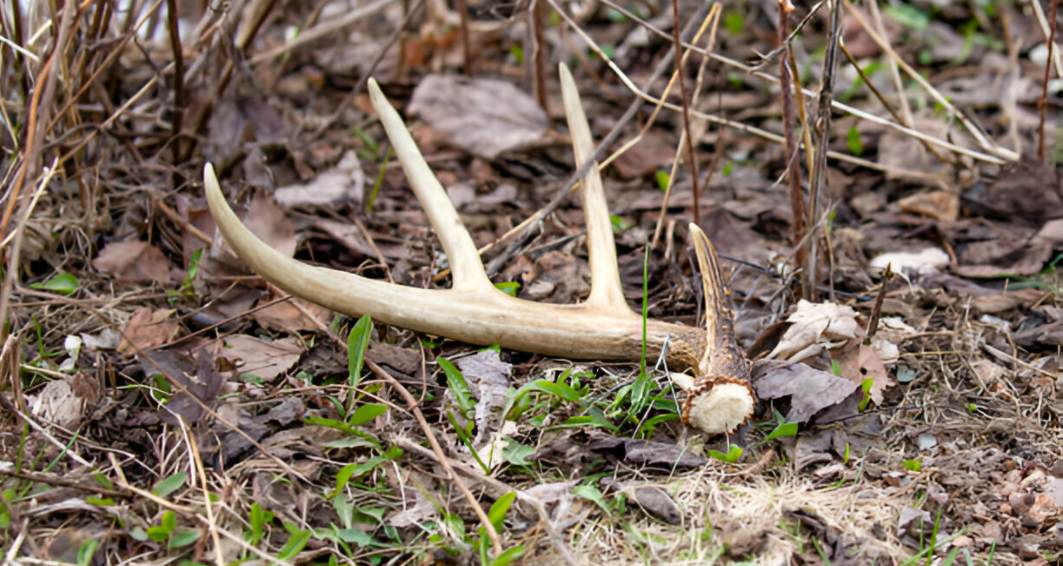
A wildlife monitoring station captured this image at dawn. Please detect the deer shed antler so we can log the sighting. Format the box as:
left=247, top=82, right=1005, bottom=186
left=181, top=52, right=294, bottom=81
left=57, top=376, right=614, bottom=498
left=202, top=64, right=755, bottom=435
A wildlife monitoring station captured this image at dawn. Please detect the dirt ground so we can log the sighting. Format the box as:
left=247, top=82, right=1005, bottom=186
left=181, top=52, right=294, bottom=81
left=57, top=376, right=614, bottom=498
left=1, top=0, right=1061, bottom=564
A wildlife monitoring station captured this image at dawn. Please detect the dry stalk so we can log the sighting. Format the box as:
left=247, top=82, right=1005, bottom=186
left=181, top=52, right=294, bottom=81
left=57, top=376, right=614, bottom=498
left=599, top=0, right=1014, bottom=165
left=867, top=0, right=913, bottom=127
left=1038, top=0, right=1058, bottom=162
left=841, top=0, right=1018, bottom=162
left=1031, top=0, right=1063, bottom=78
left=837, top=42, right=948, bottom=163
left=531, top=0, right=549, bottom=112
left=777, top=0, right=809, bottom=299
left=369, top=360, right=504, bottom=555
left=804, top=0, right=845, bottom=303
left=165, top=0, right=185, bottom=188
left=456, top=0, right=474, bottom=74
left=670, top=0, right=701, bottom=225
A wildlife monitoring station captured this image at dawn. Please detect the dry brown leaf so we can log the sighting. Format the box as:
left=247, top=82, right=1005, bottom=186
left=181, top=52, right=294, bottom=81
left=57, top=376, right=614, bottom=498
left=898, top=190, right=959, bottom=223
left=753, top=360, right=861, bottom=423
left=220, top=335, right=303, bottom=382
left=29, top=378, right=86, bottom=428
left=275, top=150, right=365, bottom=208
left=118, top=308, right=181, bottom=355
left=253, top=293, right=332, bottom=332
left=243, top=192, right=297, bottom=258
left=93, top=240, right=173, bottom=285
left=768, top=300, right=863, bottom=361
left=836, top=342, right=892, bottom=405
left=407, top=74, right=548, bottom=159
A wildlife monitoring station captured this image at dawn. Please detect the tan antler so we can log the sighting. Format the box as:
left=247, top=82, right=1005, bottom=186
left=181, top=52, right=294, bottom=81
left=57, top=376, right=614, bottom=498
left=202, top=64, right=754, bottom=435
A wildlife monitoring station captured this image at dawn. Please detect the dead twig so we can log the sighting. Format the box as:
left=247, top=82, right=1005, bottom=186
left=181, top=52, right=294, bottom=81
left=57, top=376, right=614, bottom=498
left=805, top=0, right=845, bottom=303
left=670, top=0, right=701, bottom=225
left=777, top=0, right=808, bottom=299
left=1038, top=0, right=1058, bottom=162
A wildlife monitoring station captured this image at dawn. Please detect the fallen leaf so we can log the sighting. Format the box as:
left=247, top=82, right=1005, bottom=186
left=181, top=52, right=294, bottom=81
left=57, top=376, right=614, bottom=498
left=752, top=360, right=861, bottom=423
left=602, top=480, right=681, bottom=525
left=836, top=342, right=892, bottom=405
left=161, top=347, right=227, bottom=424
left=898, top=190, right=959, bottom=223
left=588, top=437, right=708, bottom=469
left=456, top=350, right=512, bottom=446
left=242, top=192, right=297, bottom=258
left=953, top=229, right=1052, bottom=278
left=407, top=74, right=548, bottom=159
left=220, top=335, right=303, bottom=382
left=962, top=155, right=1063, bottom=222
left=118, top=308, right=181, bottom=355
left=93, top=240, right=174, bottom=285
left=29, top=378, right=86, bottom=428
left=253, top=292, right=332, bottom=333
left=768, top=300, right=863, bottom=361
left=869, top=247, right=949, bottom=275
left=612, top=130, right=676, bottom=178
left=274, top=150, right=365, bottom=208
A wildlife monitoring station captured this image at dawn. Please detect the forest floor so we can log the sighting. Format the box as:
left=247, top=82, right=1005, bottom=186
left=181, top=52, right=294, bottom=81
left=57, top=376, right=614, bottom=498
left=1, top=0, right=1061, bottom=564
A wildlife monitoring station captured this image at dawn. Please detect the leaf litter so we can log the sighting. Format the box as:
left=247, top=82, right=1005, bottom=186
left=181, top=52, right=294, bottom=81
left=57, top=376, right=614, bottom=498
left=5, top=1, right=1062, bottom=564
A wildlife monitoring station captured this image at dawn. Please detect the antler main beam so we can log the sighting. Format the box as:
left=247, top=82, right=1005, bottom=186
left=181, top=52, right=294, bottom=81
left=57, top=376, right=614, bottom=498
left=203, top=64, right=755, bottom=435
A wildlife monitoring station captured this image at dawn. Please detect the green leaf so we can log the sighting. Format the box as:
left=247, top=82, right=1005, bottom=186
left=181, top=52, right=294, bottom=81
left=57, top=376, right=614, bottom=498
left=830, top=359, right=842, bottom=376
left=884, top=3, right=930, bottom=31
left=247, top=502, right=273, bottom=545
left=847, top=126, right=864, bottom=156
left=723, top=10, right=745, bottom=35
left=707, top=444, right=744, bottom=463
left=721, top=161, right=734, bottom=176
left=764, top=421, right=798, bottom=442
left=30, top=272, right=79, bottom=295
left=489, top=545, right=526, bottom=566
left=152, top=472, right=188, bottom=498
left=84, top=496, right=114, bottom=507
left=654, top=170, right=671, bottom=192
left=487, top=492, right=516, bottom=531
left=276, top=528, right=311, bottom=560
left=494, top=281, right=520, bottom=296
left=168, top=529, right=200, bottom=549
left=501, top=441, right=536, bottom=466
left=573, top=484, right=611, bottom=516
left=76, top=539, right=98, bottom=566
left=858, top=377, right=874, bottom=412
left=438, top=357, right=475, bottom=417
left=332, top=447, right=403, bottom=496
left=504, top=379, right=583, bottom=420
left=347, top=402, right=388, bottom=426
left=347, top=315, right=374, bottom=388
left=902, top=458, right=922, bottom=472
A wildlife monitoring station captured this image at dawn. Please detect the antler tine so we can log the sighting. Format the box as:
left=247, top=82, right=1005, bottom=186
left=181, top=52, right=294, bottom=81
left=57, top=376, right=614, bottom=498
left=366, top=78, right=493, bottom=293
left=558, top=63, right=630, bottom=312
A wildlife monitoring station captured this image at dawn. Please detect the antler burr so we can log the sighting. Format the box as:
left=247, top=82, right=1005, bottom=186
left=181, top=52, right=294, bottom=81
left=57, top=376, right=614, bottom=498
left=202, top=64, right=755, bottom=435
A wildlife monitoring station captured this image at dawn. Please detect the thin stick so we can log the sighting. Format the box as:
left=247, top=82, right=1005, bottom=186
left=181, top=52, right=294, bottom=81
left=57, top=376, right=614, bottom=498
left=841, top=0, right=1016, bottom=161
left=867, top=0, right=912, bottom=127
left=368, top=360, right=503, bottom=555
left=777, top=0, right=808, bottom=299
left=838, top=41, right=948, bottom=162
left=531, top=0, right=548, bottom=112
left=1031, top=0, right=1063, bottom=78
left=164, top=0, right=185, bottom=189
left=805, top=0, right=844, bottom=303
left=283, top=289, right=504, bottom=555
left=670, top=0, right=701, bottom=225
left=788, top=50, right=816, bottom=179
left=602, top=0, right=1014, bottom=164
left=393, top=437, right=578, bottom=564
left=1038, top=0, right=1058, bottom=162
left=456, top=0, right=473, bottom=74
